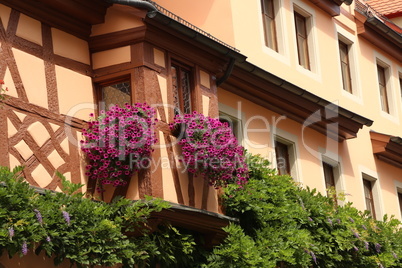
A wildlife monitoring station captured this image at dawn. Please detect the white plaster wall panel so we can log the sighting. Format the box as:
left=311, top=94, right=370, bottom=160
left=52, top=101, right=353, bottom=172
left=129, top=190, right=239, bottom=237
left=202, top=95, right=210, bottom=115
left=92, top=46, right=131, bottom=69
left=14, top=111, right=26, bottom=123
left=12, top=48, right=48, bottom=109
left=32, top=164, right=53, bottom=188
left=3, top=68, right=18, bottom=98
left=157, top=74, right=169, bottom=120
left=16, top=14, right=42, bottom=46
left=27, top=122, right=50, bottom=147
left=7, top=118, right=18, bottom=138
left=49, top=122, right=60, bottom=133
left=60, top=137, right=70, bottom=155
left=56, top=65, right=95, bottom=120
left=126, top=173, right=140, bottom=200
left=9, top=154, right=19, bottom=170
left=14, top=140, right=32, bottom=161
left=159, top=131, right=178, bottom=203
left=52, top=28, right=90, bottom=65
left=200, top=70, right=210, bottom=88
left=47, top=149, right=65, bottom=169
left=0, top=4, right=11, bottom=30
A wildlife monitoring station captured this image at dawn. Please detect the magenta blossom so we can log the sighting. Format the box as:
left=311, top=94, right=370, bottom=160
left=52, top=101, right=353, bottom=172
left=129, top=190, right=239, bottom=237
left=81, top=103, right=157, bottom=191
left=170, top=112, right=248, bottom=187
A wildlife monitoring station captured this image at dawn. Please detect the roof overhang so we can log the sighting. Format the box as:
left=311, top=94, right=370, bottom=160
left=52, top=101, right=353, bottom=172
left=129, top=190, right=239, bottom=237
left=370, top=131, right=402, bottom=168
left=355, top=2, right=402, bottom=62
left=307, top=0, right=353, bottom=17
left=0, top=0, right=110, bottom=40
left=223, top=62, right=373, bottom=142
left=138, top=4, right=373, bottom=141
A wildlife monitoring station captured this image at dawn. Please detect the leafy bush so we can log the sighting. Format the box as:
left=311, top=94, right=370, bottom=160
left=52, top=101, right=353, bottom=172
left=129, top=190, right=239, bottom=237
left=213, top=154, right=402, bottom=268
left=1, top=154, right=402, bottom=267
left=0, top=166, right=196, bottom=267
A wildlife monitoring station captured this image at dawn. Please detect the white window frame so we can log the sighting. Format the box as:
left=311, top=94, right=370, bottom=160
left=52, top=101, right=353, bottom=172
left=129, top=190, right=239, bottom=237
left=272, top=128, right=302, bottom=183
left=398, top=70, right=402, bottom=112
left=375, top=53, right=398, bottom=121
left=291, top=0, right=320, bottom=78
left=319, top=151, right=345, bottom=206
left=360, top=166, right=383, bottom=220
left=335, top=25, right=362, bottom=103
left=394, top=180, right=402, bottom=221
left=218, top=103, right=245, bottom=146
left=259, top=0, right=290, bottom=64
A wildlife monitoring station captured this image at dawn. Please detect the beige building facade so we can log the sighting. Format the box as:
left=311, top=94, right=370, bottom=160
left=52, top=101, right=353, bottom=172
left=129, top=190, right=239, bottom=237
left=0, top=0, right=401, bottom=265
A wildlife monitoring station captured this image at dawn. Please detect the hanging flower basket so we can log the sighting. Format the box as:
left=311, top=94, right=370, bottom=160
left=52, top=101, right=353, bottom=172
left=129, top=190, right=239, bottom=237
left=81, top=103, right=158, bottom=192
left=170, top=111, right=248, bottom=188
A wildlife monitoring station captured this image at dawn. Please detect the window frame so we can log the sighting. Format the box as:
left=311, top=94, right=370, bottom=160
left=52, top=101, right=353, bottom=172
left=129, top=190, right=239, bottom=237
left=377, top=64, right=390, bottom=114
left=294, top=11, right=310, bottom=70
left=336, top=30, right=362, bottom=101
left=323, top=162, right=336, bottom=199
left=261, top=0, right=278, bottom=52
left=170, top=60, right=194, bottom=115
left=338, top=39, right=353, bottom=94
left=219, top=111, right=244, bottom=145
left=291, top=1, right=319, bottom=75
left=363, top=178, right=377, bottom=219
left=398, top=191, right=402, bottom=220
left=374, top=55, right=396, bottom=119
left=273, top=133, right=300, bottom=181
left=399, top=73, right=402, bottom=108
left=95, top=76, right=132, bottom=112
left=218, top=103, right=245, bottom=146
left=320, top=152, right=345, bottom=205
left=275, top=140, right=291, bottom=175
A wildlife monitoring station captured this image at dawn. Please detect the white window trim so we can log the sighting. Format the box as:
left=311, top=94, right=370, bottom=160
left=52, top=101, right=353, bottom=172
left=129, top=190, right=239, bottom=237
left=271, top=128, right=303, bottom=183
left=374, top=52, right=399, bottom=122
left=394, top=180, right=402, bottom=220
left=359, top=166, right=384, bottom=220
left=397, top=69, right=402, bottom=115
left=218, top=102, right=246, bottom=147
left=291, top=0, right=321, bottom=80
left=259, top=0, right=291, bottom=65
left=335, top=25, right=363, bottom=104
left=319, top=150, right=346, bottom=206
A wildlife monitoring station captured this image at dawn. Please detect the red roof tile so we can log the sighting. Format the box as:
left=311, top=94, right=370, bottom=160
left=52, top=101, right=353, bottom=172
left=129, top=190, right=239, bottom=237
left=365, top=0, right=402, bottom=16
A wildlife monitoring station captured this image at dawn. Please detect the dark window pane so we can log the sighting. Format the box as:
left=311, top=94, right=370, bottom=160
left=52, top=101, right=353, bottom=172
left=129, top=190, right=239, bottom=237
left=262, top=0, right=278, bottom=51
left=377, top=65, right=389, bottom=113
left=323, top=162, right=337, bottom=203
left=275, top=140, right=290, bottom=175
left=363, top=179, right=376, bottom=218
left=398, top=192, right=402, bottom=218
left=100, top=80, right=131, bottom=110
left=339, top=41, right=352, bottom=93
left=171, top=63, right=192, bottom=115
left=294, top=12, right=310, bottom=70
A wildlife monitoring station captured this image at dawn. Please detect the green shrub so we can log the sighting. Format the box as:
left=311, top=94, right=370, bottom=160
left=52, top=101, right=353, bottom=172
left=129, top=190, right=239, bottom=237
left=215, top=154, right=402, bottom=268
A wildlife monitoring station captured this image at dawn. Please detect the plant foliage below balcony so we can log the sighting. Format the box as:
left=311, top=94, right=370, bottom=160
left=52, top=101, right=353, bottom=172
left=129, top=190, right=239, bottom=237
left=0, top=166, right=195, bottom=267
left=1, top=155, right=402, bottom=267
left=208, top=154, right=402, bottom=268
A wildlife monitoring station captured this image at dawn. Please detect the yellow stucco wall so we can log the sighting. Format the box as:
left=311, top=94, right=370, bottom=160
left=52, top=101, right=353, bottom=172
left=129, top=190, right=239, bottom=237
left=218, top=87, right=402, bottom=220
left=153, top=0, right=236, bottom=47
